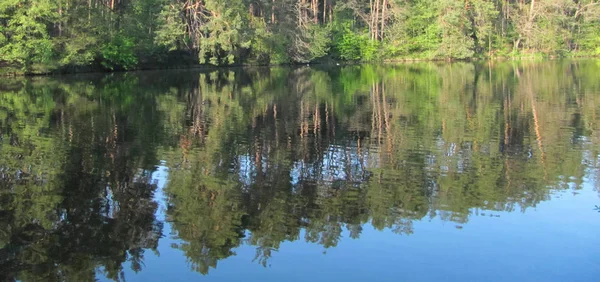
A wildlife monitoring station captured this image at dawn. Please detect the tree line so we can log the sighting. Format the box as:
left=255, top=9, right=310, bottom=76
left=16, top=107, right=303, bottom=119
left=1, top=0, right=600, bottom=73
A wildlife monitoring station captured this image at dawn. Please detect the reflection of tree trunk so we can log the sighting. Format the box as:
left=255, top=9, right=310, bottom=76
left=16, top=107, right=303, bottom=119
left=371, top=83, right=376, bottom=138
left=504, top=157, right=512, bottom=192
left=180, top=135, right=190, bottom=165
left=305, top=102, right=309, bottom=136
left=112, top=115, right=117, bottom=157
left=91, top=116, right=95, bottom=148
left=531, top=102, right=544, bottom=158
left=331, top=102, right=335, bottom=137
left=382, top=82, right=392, bottom=156
left=504, top=90, right=510, bottom=147
left=61, top=109, right=66, bottom=140
left=371, top=82, right=385, bottom=164
left=300, top=101, right=304, bottom=138
left=299, top=100, right=309, bottom=161
left=325, top=102, right=329, bottom=138
left=189, top=85, right=204, bottom=140
left=314, top=104, right=320, bottom=135
left=300, top=101, right=308, bottom=138
left=274, top=104, right=278, bottom=143
left=529, top=86, right=547, bottom=180
left=376, top=83, right=383, bottom=147
left=255, top=136, right=262, bottom=178
left=503, top=87, right=511, bottom=191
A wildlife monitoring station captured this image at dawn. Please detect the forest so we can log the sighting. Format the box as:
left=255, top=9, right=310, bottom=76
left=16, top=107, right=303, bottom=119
left=1, top=0, right=600, bottom=73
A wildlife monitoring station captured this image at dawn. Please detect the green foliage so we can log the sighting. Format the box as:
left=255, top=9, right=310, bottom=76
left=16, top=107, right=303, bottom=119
left=469, top=0, right=498, bottom=54
left=289, top=23, right=331, bottom=63
left=334, top=23, right=378, bottom=61
left=155, top=3, right=188, bottom=51
left=1, top=0, right=600, bottom=73
left=0, top=0, right=57, bottom=71
left=307, top=24, right=332, bottom=60
left=437, top=0, right=474, bottom=59
left=101, top=35, right=138, bottom=70
left=57, top=34, right=98, bottom=66
left=577, top=22, right=600, bottom=56
left=384, top=0, right=441, bottom=58
left=248, top=17, right=289, bottom=64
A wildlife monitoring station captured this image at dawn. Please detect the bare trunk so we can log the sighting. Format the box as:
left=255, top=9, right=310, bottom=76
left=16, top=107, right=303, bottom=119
left=374, top=0, right=380, bottom=40
left=323, top=0, right=327, bottom=24
left=58, top=0, right=62, bottom=36
left=313, top=0, right=318, bottom=23
left=528, top=0, right=535, bottom=21
left=380, top=0, right=387, bottom=40
left=272, top=0, right=276, bottom=23
left=370, top=0, right=375, bottom=40
left=298, top=0, right=303, bottom=26
left=303, top=0, right=308, bottom=23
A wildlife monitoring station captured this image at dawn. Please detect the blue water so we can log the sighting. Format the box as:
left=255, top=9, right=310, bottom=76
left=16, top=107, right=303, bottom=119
left=2, top=61, right=599, bottom=281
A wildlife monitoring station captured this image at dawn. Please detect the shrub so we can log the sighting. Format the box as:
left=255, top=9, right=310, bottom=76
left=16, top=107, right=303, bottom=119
left=101, top=35, right=138, bottom=70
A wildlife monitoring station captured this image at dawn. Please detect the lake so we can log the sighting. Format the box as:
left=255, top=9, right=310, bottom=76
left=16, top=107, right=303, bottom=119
left=0, top=61, right=599, bottom=281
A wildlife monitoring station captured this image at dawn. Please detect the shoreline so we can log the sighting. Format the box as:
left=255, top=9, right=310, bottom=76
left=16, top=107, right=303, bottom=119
left=2, top=55, right=598, bottom=77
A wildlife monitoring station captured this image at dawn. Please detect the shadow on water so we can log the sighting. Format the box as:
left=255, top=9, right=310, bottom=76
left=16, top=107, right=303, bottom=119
left=1, top=60, right=600, bottom=280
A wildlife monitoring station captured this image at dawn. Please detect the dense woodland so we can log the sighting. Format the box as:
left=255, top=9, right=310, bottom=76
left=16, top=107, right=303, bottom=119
left=1, top=0, right=600, bottom=73
left=1, top=61, right=600, bottom=279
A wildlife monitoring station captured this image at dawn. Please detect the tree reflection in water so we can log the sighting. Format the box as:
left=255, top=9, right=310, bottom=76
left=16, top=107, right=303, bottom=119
left=1, top=61, right=599, bottom=280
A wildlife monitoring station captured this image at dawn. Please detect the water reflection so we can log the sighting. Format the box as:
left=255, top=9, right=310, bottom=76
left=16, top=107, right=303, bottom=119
left=1, top=61, right=600, bottom=280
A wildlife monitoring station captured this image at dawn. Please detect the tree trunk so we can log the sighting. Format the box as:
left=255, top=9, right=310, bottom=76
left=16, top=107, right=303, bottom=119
left=369, top=0, right=375, bottom=40
left=380, top=0, right=387, bottom=40
left=374, top=0, right=380, bottom=40
left=528, top=0, right=535, bottom=21
left=323, top=0, right=327, bottom=24
left=58, top=0, right=62, bottom=36
left=313, top=0, right=318, bottom=23
left=272, top=0, right=276, bottom=23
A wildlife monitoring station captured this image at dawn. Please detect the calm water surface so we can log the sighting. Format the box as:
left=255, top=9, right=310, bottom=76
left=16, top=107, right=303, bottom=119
left=1, top=61, right=599, bottom=281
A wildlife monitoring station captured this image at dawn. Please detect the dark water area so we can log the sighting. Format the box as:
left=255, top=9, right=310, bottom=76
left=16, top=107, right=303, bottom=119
left=0, top=61, right=599, bottom=281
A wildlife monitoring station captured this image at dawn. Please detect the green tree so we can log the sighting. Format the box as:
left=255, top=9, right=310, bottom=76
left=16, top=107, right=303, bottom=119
left=0, top=0, right=57, bottom=72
